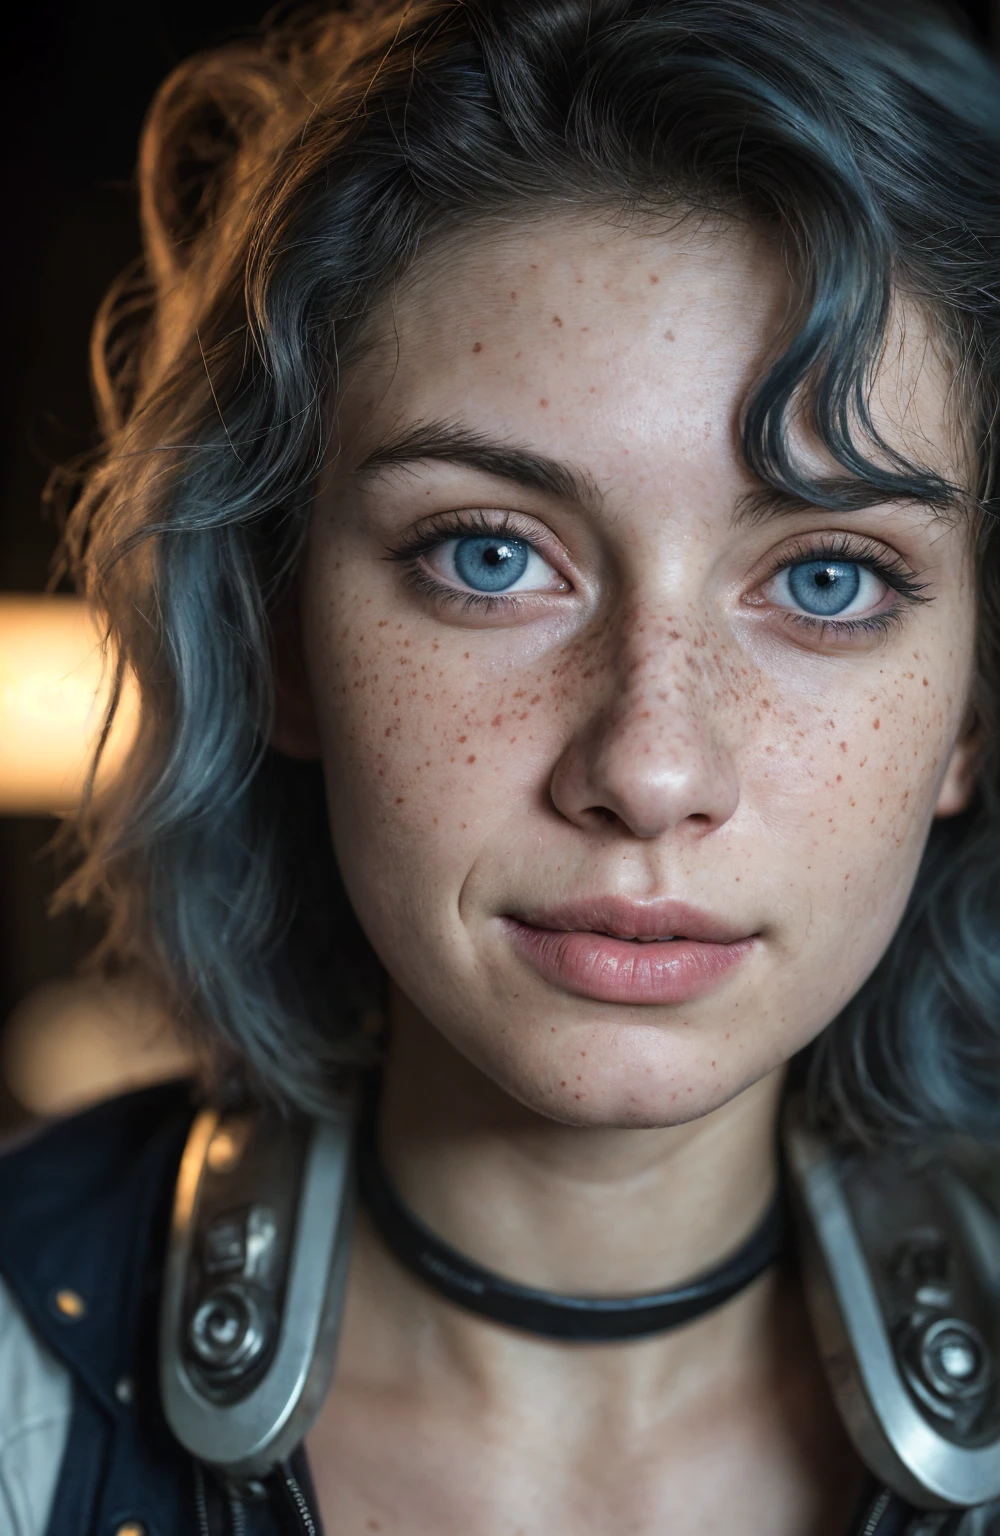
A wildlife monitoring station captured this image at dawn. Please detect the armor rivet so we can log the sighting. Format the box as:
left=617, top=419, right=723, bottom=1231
left=114, top=1376, right=134, bottom=1404
left=53, top=1289, right=86, bottom=1320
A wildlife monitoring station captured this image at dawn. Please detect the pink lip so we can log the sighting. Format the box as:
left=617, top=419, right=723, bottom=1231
left=502, top=899, right=756, bottom=1006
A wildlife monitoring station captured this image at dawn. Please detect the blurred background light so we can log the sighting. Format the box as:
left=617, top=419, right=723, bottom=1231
left=0, top=594, right=137, bottom=815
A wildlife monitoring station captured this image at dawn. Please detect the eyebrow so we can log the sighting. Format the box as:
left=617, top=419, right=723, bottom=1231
left=735, top=481, right=962, bottom=527
left=356, top=418, right=959, bottom=527
left=354, top=419, right=605, bottom=514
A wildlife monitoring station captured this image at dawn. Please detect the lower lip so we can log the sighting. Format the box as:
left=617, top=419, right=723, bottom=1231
left=503, top=922, right=756, bottom=1006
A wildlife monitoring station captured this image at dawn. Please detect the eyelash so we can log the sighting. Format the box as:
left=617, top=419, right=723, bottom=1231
left=386, top=515, right=929, bottom=632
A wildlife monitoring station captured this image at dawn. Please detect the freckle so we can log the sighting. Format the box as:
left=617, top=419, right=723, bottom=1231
left=377, top=620, right=387, bottom=627
left=923, top=677, right=929, bottom=686
left=836, top=775, right=842, bottom=782
left=840, top=741, right=848, bottom=752
left=458, top=734, right=467, bottom=743
left=552, top=315, right=563, bottom=327
left=461, top=822, right=467, bottom=829
left=530, top=694, right=541, bottom=705
left=492, top=714, right=503, bottom=727
left=384, top=727, right=392, bottom=737
left=466, top=754, right=476, bottom=763
left=539, top=397, right=549, bottom=408
left=664, top=329, right=675, bottom=341
left=873, top=718, right=880, bottom=730
left=395, top=797, right=404, bottom=804
left=649, top=273, right=659, bottom=283
left=472, top=341, right=483, bottom=353
left=560, top=1080, right=567, bottom=1086
left=575, top=1094, right=582, bottom=1100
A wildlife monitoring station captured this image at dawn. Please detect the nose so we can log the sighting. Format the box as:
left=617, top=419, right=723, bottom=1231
left=549, top=613, right=740, bottom=840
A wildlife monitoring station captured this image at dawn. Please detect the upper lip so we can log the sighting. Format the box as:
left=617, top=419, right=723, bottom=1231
left=506, top=898, right=754, bottom=945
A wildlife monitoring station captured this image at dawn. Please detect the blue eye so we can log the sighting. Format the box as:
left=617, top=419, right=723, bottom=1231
left=767, top=557, right=888, bottom=621
left=786, top=560, right=861, bottom=616
left=452, top=536, right=531, bottom=593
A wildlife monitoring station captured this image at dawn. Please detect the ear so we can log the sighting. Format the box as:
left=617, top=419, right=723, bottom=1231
left=934, top=709, right=983, bottom=819
left=269, top=590, right=322, bottom=761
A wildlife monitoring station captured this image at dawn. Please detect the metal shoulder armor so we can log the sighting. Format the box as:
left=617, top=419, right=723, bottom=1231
left=159, top=1081, right=356, bottom=1482
left=786, top=1100, right=1000, bottom=1512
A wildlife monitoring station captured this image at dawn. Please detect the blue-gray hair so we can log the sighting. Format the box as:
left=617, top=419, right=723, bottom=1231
left=61, top=0, right=1000, bottom=1140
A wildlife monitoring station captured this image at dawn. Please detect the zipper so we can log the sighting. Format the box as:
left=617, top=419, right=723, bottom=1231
left=275, top=1461, right=320, bottom=1536
left=850, top=1485, right=967, bottom=1536
left=858, top=1488, right=894, bottom=1536
left=194, top=1460, right=212, bottom=1536
left=228, top=1489, right=248, bottom=1536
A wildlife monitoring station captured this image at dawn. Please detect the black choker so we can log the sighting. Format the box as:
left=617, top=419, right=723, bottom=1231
left=358, top=1124, right=786, bottom=1342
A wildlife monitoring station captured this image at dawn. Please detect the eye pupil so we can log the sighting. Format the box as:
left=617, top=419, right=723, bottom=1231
left=454, top=536, right=530, bottom=592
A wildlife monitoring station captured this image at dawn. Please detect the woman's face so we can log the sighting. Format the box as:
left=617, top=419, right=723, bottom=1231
left=294, top=216, right=978, bottom=1129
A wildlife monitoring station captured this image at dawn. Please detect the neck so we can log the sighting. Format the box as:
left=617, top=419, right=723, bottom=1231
left=315, top=1001, right=861, bottom=1530
left=358, top=991, right=784, bottom=1383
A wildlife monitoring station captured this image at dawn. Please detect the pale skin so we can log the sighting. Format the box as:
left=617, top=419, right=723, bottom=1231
left=273, top=215, right=981, bottom=1534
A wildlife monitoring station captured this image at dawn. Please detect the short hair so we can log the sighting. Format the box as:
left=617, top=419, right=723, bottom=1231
left=61, top=0, right=1000, bottom=1139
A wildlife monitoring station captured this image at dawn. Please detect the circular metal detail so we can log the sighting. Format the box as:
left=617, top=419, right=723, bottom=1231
left=114, top=1375, right=134, bottom=1405
left=187, top=1284, right=270, bottom=1378
left=918, top=1318, right=991, bottom=1402
left=113, top=1523, right=146, bottom=1536
left=53, top=1288, right=86, bottom=1321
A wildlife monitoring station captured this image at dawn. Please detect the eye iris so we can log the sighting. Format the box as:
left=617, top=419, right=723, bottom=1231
left=453, top=536, right=530, bottom=593
left=787, top=560, right=861, bottom=617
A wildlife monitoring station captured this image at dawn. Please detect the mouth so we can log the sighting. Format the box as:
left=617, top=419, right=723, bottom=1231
left=501, top=899, right=757, bottom=1006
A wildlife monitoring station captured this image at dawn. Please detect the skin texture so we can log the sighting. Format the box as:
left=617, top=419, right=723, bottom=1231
left=280, top=216, right=980, bottom=1534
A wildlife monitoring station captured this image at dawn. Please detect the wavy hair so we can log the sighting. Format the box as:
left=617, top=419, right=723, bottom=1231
left=60, top=0, right=1000, bottom=1136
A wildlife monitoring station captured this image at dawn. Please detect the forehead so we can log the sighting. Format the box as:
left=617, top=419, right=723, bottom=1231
left=336, top=215, right=962, bottom=498
left=339, top=218, right=783, bottom=469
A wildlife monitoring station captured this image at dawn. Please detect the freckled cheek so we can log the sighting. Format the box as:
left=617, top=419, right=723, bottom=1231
left=743, top=689, right=954, bottom=907
left=310, top=627, right=561, bottom=848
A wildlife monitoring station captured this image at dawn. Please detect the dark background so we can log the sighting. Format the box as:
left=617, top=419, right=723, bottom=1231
left=0, top=0, right=997, bottom=1095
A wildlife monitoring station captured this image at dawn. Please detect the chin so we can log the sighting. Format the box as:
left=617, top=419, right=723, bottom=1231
left=487, top=1029, right=760, bottom=1130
